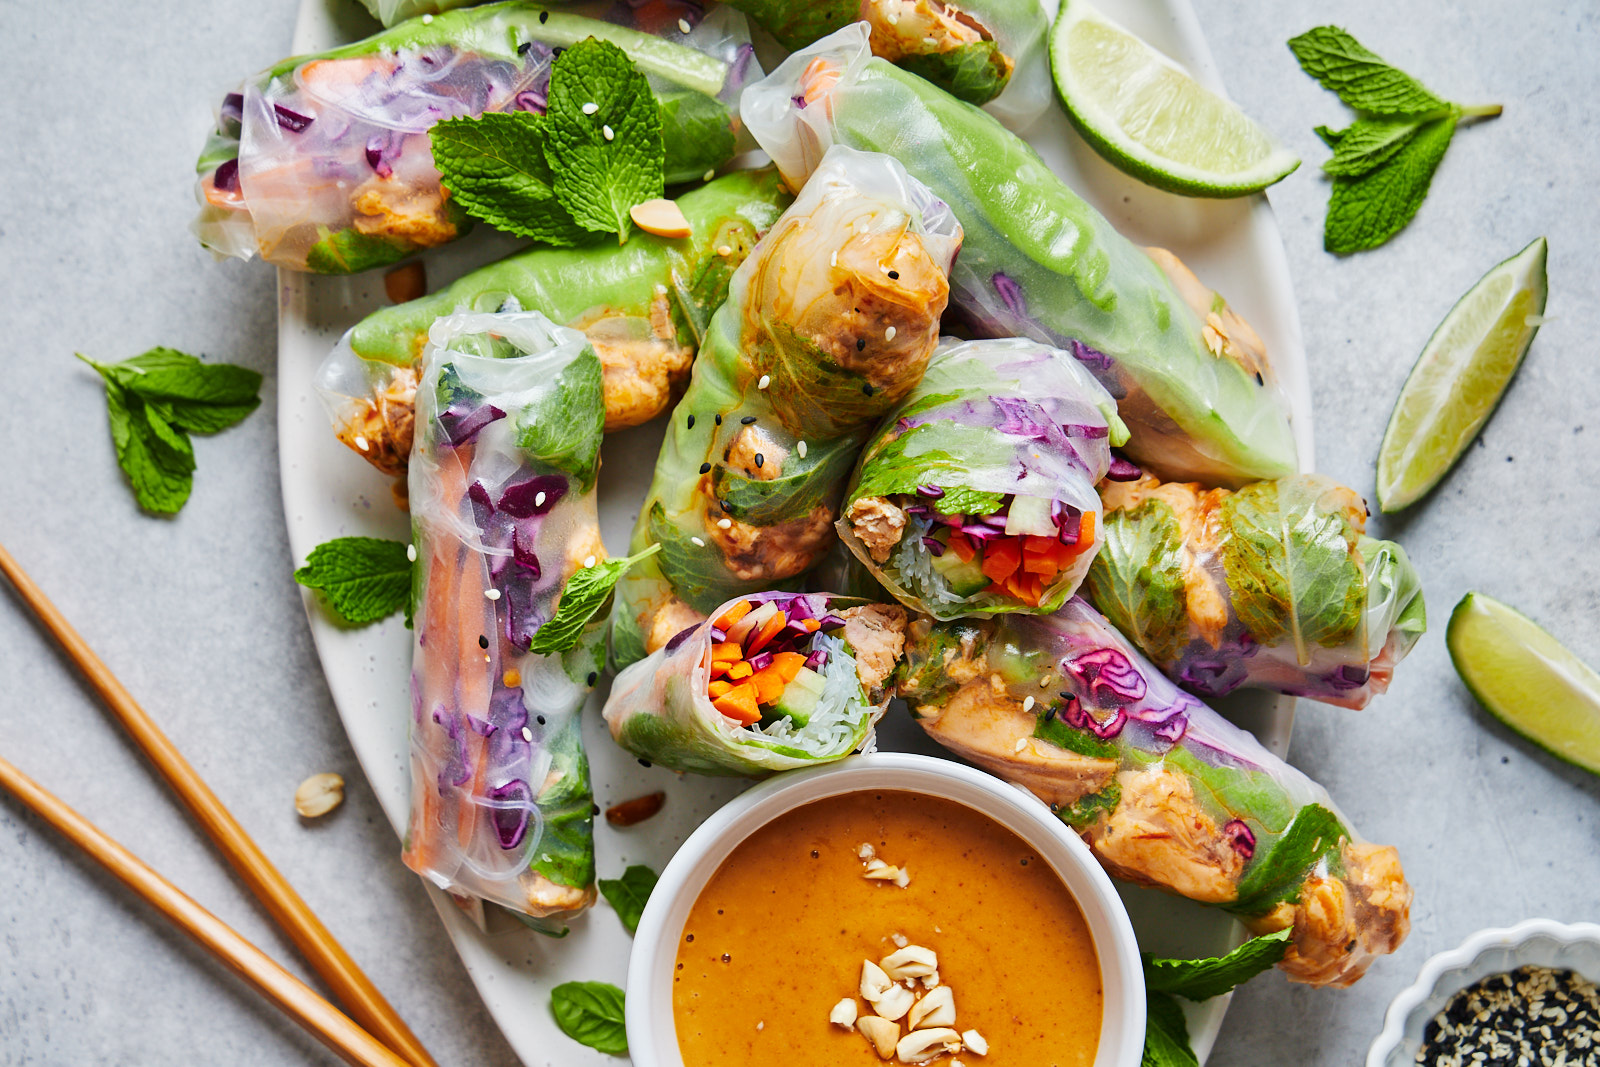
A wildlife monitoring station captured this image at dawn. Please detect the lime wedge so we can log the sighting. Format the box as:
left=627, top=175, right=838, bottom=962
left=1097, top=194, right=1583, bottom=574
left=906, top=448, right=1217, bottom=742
left=1376, top=238, right=1548, bottom=512
left=1048, top=0, right=1299, bottom=197
left=1448, top=593, right=1600, bottom=776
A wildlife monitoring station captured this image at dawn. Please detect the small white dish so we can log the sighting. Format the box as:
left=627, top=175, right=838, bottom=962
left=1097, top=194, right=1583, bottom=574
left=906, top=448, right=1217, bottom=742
left=1367, top=918, right=1600, bottom=1066
left=626, top=751, right=1146, bottom=1067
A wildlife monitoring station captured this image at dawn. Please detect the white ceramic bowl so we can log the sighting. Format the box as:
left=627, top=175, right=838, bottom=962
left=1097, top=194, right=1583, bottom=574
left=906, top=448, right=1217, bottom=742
left=627, top=751, right=1145, bottom=1067
left=1368, top=918, right=1600, bottom=1066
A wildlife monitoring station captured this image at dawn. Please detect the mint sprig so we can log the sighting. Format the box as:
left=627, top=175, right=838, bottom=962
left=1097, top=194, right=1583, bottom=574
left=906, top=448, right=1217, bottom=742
left=1143, top=928, right=1292, bottom=1001
left=550, top=980, right=627, bottom=1055
left=430, top=113, right=590, bottom=245
left=1288, top=26, right=1501, bottom=254
left=80, top=348, right=262, bottom=514
left=526, top=543, right=662, bottom=656
left=597, top=864, right=658, bottom=935
left=294, top=537, right=413, bottom=625
left=1142, top=991, right=1198, bottom=1067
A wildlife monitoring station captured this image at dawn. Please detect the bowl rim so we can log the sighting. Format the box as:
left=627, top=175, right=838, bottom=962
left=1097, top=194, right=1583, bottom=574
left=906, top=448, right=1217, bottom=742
left=625, top=750, right=1146, bottom=1067
left=1366, top=917, right=1600, bottom=1066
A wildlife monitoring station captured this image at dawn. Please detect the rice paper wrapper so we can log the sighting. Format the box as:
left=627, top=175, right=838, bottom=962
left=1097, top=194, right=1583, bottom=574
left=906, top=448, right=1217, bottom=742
left=838, top=336, right=1126, bottom=620
left=194, top=1, right=760, bottom=272
left=609, top=144, right=960, bottom=665
left=1087, top=474, right=1426, bottom=709
left=897, top=598, right=1413, bottom=987
left=604, top=592, right=900, bottom=776
left=741, top=24, right=1299, bottom=488
left=403, top=309, right=607, bottom=926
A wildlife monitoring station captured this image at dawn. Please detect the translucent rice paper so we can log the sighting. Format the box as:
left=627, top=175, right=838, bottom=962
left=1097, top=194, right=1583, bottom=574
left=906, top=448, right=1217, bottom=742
left=403, top=309, right=607, bottom=928
left=313, top=169, right=792, bottom=478
left=193, top=1, right=760, bottom=272
left=609, top=145, right=961, bottom=666
left=357, top=0, right=483, bottom=27
left=838, top=337, right=1126, bottom=620
left=897, top=598, right=1413, bottom=988
left=603, top=592, right=898, bottom=776
left=741, top=24, right=1300, bottom=487
left=1088, top=474, right=1426, bottom=709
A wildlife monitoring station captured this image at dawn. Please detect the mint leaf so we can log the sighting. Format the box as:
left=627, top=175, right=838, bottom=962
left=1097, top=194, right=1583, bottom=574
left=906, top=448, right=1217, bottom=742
left=545, top=37, right=665, bottom=240
left=1143, top=929, right=1292, bottom=1001
left=516, top=350, right=605, bottom=493
left=430, top=113, right=591, bottom=245
left=527, top=543, right=662, bottom=656
left=1287, top=27, right=1448, bottom=116
left=1324, top=113, right=1456, bottom=254
left=1231, top=803, right=1349, bottom=915
left=550, top=981, right=627, bottom=1055
left=1313, top=125, right=1345, bottom=148
left=1142, top=991, right=1198, bottom=1067
left=305, top=227, right=413, bottom=274
left=294, top=537, right=413, bottom=625
left=1321, top=117, right=1423, bottom=177
left=597, top=864, right=658, bottom=935
left=1086, top=499, right=1191, bottom=666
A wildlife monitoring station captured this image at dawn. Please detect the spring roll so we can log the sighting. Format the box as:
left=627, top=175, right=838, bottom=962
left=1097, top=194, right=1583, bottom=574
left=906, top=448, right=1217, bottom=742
left=837, top=337, right=1127, bottom=619
left=316, top=169, right=792, bottom=482
left=604, top=592, right=906, bottom=776
left=896, top=598, right=1412, bottom=987
left=194, top=1, right=759, bottom=272
left=402, top=309, right=607, bottom=929
left=1087, top=473, right=1425, bottom=709
left=742, top=24, right=1300, bottom=487
left=609, top=145, right=961, bottom=666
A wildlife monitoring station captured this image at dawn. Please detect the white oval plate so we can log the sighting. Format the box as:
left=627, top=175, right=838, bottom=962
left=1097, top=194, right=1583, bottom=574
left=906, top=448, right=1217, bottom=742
left=277, top=1, right=1311, bottom=1063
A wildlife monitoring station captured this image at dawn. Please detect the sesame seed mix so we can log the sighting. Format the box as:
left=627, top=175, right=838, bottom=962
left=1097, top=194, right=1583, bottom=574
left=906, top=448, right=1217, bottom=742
left=1418, top=965, right=1600, bottom=1066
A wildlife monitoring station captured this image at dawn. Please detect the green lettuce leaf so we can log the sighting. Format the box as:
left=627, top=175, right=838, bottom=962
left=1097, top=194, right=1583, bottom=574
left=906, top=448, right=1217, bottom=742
left=1086, top=499, right=1191, bottom=665
left=1231, top=803, right=1349, bottom=916
left=516, top=349, right=605, bottom=493
left=528, top=715, right=596, bottom=892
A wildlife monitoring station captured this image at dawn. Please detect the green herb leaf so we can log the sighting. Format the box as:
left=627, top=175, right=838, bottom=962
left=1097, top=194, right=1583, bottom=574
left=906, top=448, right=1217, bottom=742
left=527, top=543, right=662, bottom=656
left=429, top=113, right=592, bottom=245
left=1321, top=117, right=1424, bottom=177
left=1144, top=929, right=1292, bottom=1001
left=1287, top=27, right=1448, bottom=116
left=516, top=349, right=605, bottom=493
left=1324, top=113, right=1456, bottom=253
left=1086, top=499, right=1191, bottom=666
left=530, top=717, right=598, bottom=894
left=598, top=864, right=659, bottom=935
left=304, top=226, right=414, bottom=275
left=1056, top=780, right=1122, bottom=828
left=1231, top=804, right=1349, bottom=916
left=1142, top=990, right=1198, bottom=1067
left=550, top=981, right=627, bottom=1055
left=1313, top=125, right=1346, bottom=148
left=294, top=537, right=413, bottom=625
left=545, top=37, right=666, bottom=240
left=1034, top=711, right=1119, bottom=761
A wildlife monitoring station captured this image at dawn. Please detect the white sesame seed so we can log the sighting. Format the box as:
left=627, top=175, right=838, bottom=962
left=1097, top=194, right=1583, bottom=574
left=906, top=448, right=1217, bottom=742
left=885, top=326, right=897, bottom=341
left=797, top=440, right=808, bottom=458
left=717, top=518, right=733, bottom=529
left=758, top=374, right=771, bottom=390
left=1023, top=695, right=1035, bottom=712
left=691, top=536, right=706, bottom=547
left=1040, top=677, right=1051, bottom=687
left=830, top=250, right=838, bottom=267
left=522, top=726, right=534, bottom=742
left=716, top=244, right=732, bottom=256
left=582, top=102, right=598, bottom=115
left=602, top=125, right=614, bottom=141
left=583, top=555, right=597, bottom=568
left=886, top=12, right=898, bottom=24
left=421, top=12, right=433, bottom=22
left=703, top=169, right=715, bottom=182
left=535, top=491, right=546, bottom=507
left=1014, top=738, right=1028, bottom=753
left=353, top=434, right=369, bottom=450
left=406, top=543, right=417, bottom=562
left=678, top=17, right=691, bottom=32
left=485, top=588, right=502, bottom=601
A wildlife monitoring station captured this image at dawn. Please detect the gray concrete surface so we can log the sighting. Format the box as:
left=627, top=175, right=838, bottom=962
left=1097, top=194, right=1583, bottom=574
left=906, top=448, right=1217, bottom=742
left=0, top=0, right=1595, bottom=1064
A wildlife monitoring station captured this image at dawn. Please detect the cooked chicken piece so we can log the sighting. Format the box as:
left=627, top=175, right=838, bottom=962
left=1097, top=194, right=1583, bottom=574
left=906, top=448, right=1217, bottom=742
left=1082, top=764, right=1244, bottom=905
left=523, top=872, right=596, bottom=917
left=723, top=424, right=787, bottom=481
left=846, top=495, right=907, bottom=562
left=562, top=523, right=608, bottom=577
left=334, top=364, right=418, bottom=479
left=351, top=176, right=458, bottom=247
left=1245, top=841, right=1412, bottom=988
left=645, top=597, right=707, bottom=655
left=838, top=604, right=908, bottom=696
left=580, top=289, right=696, bottom=431
left=861, top=0, right=1009, bottom=74
left=705, top=504, right=835, bottom=584
left=1145, top=247, right=1270, bottom=385
left=917, top=675, right=1116, bottom=809
left=1100, top=475, right=1231, bottom=646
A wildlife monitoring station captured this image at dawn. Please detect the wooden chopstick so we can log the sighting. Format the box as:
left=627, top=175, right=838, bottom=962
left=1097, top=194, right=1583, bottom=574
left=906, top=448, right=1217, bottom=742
left=0, top=755, right=409, bottom=1067
left=0, top=542, right=438, bottom=1067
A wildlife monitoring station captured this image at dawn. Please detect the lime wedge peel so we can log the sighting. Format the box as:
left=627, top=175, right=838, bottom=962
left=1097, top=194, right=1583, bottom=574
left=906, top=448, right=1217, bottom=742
left=1047, top=0, right=1300, bottom=198
left=1376, top=237, right=1549, bottom=513
left=1448, top=592, right=1600, bottom=777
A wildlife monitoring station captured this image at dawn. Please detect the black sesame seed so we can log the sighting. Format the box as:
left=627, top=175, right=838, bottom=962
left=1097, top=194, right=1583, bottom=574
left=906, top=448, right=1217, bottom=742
left=714, top=413, right=722, bottom=425
left=536, top=715, right=546, bottom=725
left=856, top=337, right=867, bottom=351
left=862, top=383, right=875, bottom=396
left=887, top=270, right=899, bottom=279
left=586, top=671, right=598, bottom=687
left=478, top=634, right=489, bottom=649
left=740, top=415, right=757, bottom=425
left=517, top=41, right=532, bottom=55
left=590, top=803, right=601, bottom=815
left=700, top=462, right=712, bottom=474
left=720, top=499, right=732, bottom=513
left=755, top=453, right=764, bottom=468
left=1020, top=857, right=1029, bottom=866
left=639, top=759, right=652, bottom=768
left=1255, top=371, right=1264, bottom=385
left=539, top=9, right=548, bottom=21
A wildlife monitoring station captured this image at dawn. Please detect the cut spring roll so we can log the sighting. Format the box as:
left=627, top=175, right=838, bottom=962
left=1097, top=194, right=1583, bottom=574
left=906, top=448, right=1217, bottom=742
left=604, top=592, right=906, bottom=776
left=1088, top=473, right=1426, bottom=709
left=610, top=145, right=961, bottom=666
left=317, top=169, right=792, bottom=480
left=194, top=1, right=759, bottom=272
left=742, top=24, right=1300, bottom=487
left=724, top=0, right=1049, bottom=121
left=896, top=598, right=1412, bottom=987
left=838, top=337, right=1127, bottom=619
left=403, top=309, right=607, bottom=930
